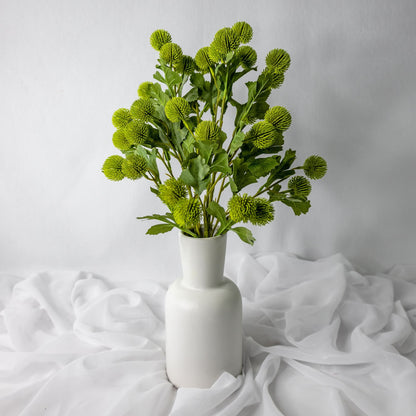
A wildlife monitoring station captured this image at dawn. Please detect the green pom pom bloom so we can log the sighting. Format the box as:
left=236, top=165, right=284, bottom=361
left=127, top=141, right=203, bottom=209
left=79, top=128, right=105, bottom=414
left=194, top=121, right=221, bottom=142
left=102, top=155, right=125, bottom=181
left=303, top=156, right=327, bottom=179
left=175, top=55, right=195, bottom=75
left=158, top=178, right=187, bottom=208
left=250, top=198, right=275, bottom=226
left=232, top=21, right=253, bottom=44
left=138, top=82, right=153, bottom=99
left=288, top=176, right=312, bottom=196
left=130, top=98, right=154, bottom=122
left=263, top=68, right=285, bottom=89
left=122, top=154, right=147, bottom=180
left=159, top=42, right=183, bottom=65
left=150, top=29, right=172, bottom=51
left=173, top=198, right=201, bottom=228
left=228, top=194, right=255, bottom=223
left=124, top=120, right=149, bottom=145
left=246, top=121, right=281, bottom=149
left=112, top=108, right=131, bottom=128
left=264, top=106, right=292, bottom=131
left=265, top=49, right=291, bottom=73
left=236, top=46, right=257, bottom=69
left=165, top=97, right=191, bottom=122
left=210, top=27, right=239, bottom=61
left=194, top=47, right=213, bottom=72
left=112, top=129, right=130, bottom=151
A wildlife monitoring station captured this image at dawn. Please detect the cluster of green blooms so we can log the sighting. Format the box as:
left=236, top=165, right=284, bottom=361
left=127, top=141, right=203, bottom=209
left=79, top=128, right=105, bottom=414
left=102, top=22, right=327, bottom=244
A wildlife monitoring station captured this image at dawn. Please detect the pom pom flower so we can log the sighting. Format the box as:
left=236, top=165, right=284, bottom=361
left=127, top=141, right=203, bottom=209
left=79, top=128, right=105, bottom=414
left=173, top=198, right=201, bottom=228
left=264, top=106, right=292, bottom=131
left=228, top=194, right=255, bottom=223
left=138, top=82, right=153, bottom=99
left=122, top=154, right=147, bottom=180
left=112, top=108, right=131, bottom=128
left=159, top=42, right=183, bottom=65
left=112, top=129, right=130, bottom=151
left=303, top=156, right=327, bottom=179
left=130, top=98, right=155, bottom=122
left=165, top=97, right=191, bottom=122
left=232, top=22, right=253, bottom=44
left=194, top=121, right=221, bottom=142
left=195, top=47, right=213, bottom=72
left=265, top=49, right=291, bottom=73
left=209, top=27, right=239, bottom=62
left=236, top=46, right=257, bottom=69
left=175, top=55, right=195, bottom=75
left=124, top=120, right=149, bottom=145
left=250, top=198, right=275, bottom=226
left=150, top=29, right=172, bottom=51
left=158, top=178, right=187, bottom=208
left=288, top=176, right=312, bottom=196
left=102, top=155, right=125, bottom=181
left=245, top=121, right=281, bottom=149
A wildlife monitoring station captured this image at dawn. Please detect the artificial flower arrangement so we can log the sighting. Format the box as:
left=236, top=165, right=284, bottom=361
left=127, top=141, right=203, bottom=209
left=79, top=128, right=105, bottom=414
left=102, top=22, right=327, bottom=244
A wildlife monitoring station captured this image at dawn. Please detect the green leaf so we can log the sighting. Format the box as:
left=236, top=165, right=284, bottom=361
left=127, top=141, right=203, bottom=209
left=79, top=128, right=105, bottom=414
left=281, top=196, right=311, bottom=216
left=266, top=149, right=297, bottom=186
left=179, top=155, right=211, bottom=194
left=182, top=135, right=196, bottom=157
left=230, top=226, right=255, bottom=245
left=150, top=83, right=169, bottom=106
left=194, top=140, right=217, bottom=162
left=153, top=71, right=165, bottom=84
left=231, top=157, right=257, bottom=193
left=190, top=73, right=206, bottom=89
left=137, top=214, right=174, bottom=224
left=146, top=223, right=175, bottom=235
left=207, top=201, right=227, bottom=225
left=163, top=66, right=182, bottom=88
left=230, top=131, right=245, bottom=154
left=150, top=187, right=159, bottom=196
left=210, top=150, right=231, bottom=175
left=148, top=148, right=159, bottom=177
left=247, top=156, right=278, bottom=178
left=184, top=87, right=199, bottom=102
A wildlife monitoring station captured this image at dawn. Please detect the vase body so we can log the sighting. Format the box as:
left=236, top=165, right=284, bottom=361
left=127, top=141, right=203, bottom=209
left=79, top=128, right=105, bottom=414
left=165, top=232, right=243, bottom=388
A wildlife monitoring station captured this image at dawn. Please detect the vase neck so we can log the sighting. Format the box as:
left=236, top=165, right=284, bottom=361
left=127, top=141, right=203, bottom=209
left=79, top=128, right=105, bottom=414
left=179, top=232, right=227, bottom=289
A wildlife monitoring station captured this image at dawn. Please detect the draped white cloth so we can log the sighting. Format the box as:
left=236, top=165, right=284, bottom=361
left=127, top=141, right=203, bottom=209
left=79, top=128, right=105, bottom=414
left=1, top=252, right=416, bottom=416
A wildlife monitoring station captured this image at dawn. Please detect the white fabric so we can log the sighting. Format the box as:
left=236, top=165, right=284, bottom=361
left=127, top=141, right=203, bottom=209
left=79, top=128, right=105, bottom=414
left=1, top=253, right=416, bottom=416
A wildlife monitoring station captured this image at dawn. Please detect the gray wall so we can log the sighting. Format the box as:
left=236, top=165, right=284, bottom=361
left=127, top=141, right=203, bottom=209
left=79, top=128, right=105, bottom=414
left=1, top=0, right=415, bottom=280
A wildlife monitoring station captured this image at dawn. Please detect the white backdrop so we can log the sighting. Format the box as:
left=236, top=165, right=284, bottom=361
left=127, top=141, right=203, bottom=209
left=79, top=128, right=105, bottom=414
left=1, top=0, right=415, bottom=282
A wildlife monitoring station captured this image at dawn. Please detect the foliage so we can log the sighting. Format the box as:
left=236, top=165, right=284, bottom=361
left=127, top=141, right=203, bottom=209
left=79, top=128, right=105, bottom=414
left=102, top=22, right=327, bottom=244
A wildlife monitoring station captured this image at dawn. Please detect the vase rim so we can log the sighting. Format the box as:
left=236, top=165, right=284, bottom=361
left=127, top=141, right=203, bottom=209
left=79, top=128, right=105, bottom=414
left=180, top=230, right=227, bottom=241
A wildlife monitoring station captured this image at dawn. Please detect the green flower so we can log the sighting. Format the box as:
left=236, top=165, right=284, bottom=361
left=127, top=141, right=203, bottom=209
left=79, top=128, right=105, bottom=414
left=175, top=55, right=195, bottom=75
left=288, top=176, right=312, bottom=196
left=303, top=156, right=327, bottom=179
left=124, top=120, right=149, bottom=145
left=232, top=21, right=253, bottom=44
left=112, top=108, right=131, bottom=129
left=122, top=154, right=147, bottom=180
left=165, top=97, right=191, bottom=122
left=264, top=106, right=292, bottom=131
left=138, top=82, right=153, bottom=99
left=228, top=194, right=255, bottom=223
left=245, top=121, right=281, bottom=149
left=150, top=29, right=172, bottom=51
left=194, top=47, right=213, bottom=72
left=158, top=178, right=187, bottom=208
left=263, top=68, right=285, bottom=89
left=265, top=49, right=291, bottom=73
left=159, top=42, right=183, bottom=65
left=209, top=27, right=239, bottom=62
left=194, top=121, right=221, bottom=141
left=173, top=198, right=201, bottom=228
left=236, top=46, right=257, bottom=69
left=130, top=98, right=155, bottom=122
left=102, top=155, right=125, bottom=181
left=250, top=198, right=275, bottom=226
left=112, top=129, right=130, bottom=151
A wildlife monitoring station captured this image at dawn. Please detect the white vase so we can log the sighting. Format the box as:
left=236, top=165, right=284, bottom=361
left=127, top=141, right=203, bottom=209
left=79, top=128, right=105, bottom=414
left=165, top=231, right=243, bottom=388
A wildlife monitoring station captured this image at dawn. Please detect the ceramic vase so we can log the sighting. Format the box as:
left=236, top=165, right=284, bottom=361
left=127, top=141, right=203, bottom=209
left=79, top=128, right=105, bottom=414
left=165, top=232, right=243, bottom=388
